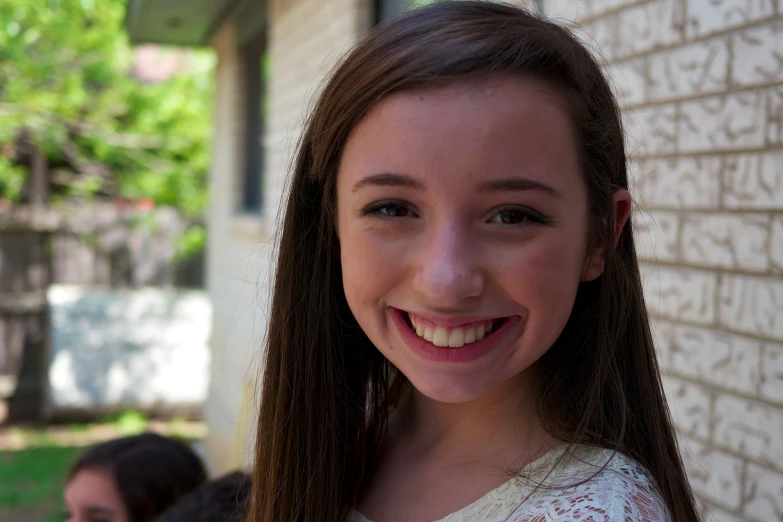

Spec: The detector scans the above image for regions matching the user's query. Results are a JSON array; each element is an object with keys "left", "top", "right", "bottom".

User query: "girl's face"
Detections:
[
  {"left": 65, "top": 468, "right": 129, "bottom": 522},
  {"left": 337, "top": 76, "right": 603, "bottom": 404}
]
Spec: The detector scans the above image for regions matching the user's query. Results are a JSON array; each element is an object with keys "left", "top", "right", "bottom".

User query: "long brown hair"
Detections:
[{"left": 249, "top": 3, "right": 698, "bottom": 521}]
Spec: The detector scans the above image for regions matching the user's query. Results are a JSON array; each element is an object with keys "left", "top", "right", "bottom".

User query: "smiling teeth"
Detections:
[{"left": 409, "top": 314, "right": 496, "bottom": 347}]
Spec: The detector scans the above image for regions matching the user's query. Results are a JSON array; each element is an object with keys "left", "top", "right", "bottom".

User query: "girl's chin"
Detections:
[{"left": 397, "top": 368, "right": 498, "bottom": 405}]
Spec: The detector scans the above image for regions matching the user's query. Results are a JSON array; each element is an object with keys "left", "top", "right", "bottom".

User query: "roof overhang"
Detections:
[{"left": 124, "top": 0, "right": 241, "bottom": 47}]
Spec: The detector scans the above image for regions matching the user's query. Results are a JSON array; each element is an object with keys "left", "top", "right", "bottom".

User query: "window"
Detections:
[{"left": 238, "top": 33, "right": 267, "bottom": 214}]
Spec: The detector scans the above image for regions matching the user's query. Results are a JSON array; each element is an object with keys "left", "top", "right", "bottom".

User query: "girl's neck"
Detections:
[{"left": 392, "top": 369, "right": 552, "bottom": 465}]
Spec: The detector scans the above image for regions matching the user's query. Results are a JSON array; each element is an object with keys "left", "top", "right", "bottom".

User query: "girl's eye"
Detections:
[
  {"left": 490, "top": 207, "right": 546, "bottom": 226},
  {"left": 362, "top": 201, "right": 416, "bottom": 218}
]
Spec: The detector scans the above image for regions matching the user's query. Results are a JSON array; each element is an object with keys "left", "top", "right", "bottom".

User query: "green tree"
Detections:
[{"left": 0, "top": 0, "right": 213, "bottom": 227}]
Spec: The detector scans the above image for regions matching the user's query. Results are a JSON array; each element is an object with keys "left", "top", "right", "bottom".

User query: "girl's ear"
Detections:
[{"left": 580, "top": 189, "right": 632, "bottom": 282}]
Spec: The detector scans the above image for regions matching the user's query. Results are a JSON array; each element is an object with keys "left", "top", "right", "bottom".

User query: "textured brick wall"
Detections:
[
  {"left": 202, "top": 0, "right": 370, "bottom": 474},
  {"left": 265, "top": 0, "right": 372, "bottom": 222},
  {"left": 545, "top": 1, "right": 783, "bottom": 520}
]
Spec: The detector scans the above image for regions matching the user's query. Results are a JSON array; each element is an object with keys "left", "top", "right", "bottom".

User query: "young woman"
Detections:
[
  {"left": 65, "top": 433, "right": 206, "bottom": 522},
  {"left": 249, "top": 2, "right": 699, "bottom": 521}
]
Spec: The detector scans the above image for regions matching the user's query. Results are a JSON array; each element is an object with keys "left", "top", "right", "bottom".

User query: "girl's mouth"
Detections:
[{"left": 401, "top": 311, "right": 508, "bottom": 348}]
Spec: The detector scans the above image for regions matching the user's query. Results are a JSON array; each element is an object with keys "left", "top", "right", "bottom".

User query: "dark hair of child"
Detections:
[
  {"left": 68, "top": 433, "right": 207, "bottom": 522},
  {"left": 156, "top": 471, "right": 252, "bottom": 522}
]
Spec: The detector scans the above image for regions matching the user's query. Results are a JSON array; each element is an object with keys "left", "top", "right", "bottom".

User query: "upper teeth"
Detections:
[{"left": 409, "top": 314, "right": 495, "bottom": 348}]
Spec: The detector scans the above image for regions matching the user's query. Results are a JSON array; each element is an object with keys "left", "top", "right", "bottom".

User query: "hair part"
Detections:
[{"left": 250, "top": 3, "right": 698, "bottom": 521}]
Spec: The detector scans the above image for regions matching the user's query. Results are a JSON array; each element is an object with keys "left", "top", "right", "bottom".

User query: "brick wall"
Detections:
[
  {"left": 202, "top": 0, "right": 371, "bottom": 474},
  {"left": 545, "top": 1, "right": 783, "bottom": 520},
  {"left": 265, "top": 0, "right": 372, "bottom": 223}
]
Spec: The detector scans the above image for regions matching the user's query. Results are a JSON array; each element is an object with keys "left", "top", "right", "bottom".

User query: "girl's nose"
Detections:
[{"left": 411, "top": 227, "right": 484, "bottom": 306}]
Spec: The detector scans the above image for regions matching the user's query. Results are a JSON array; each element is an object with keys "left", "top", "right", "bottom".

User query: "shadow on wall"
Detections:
[{"left": 48, "top": 286, "right": 211, "bottom": 418}]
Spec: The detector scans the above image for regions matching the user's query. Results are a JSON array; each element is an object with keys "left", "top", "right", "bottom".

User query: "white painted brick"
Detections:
[
  {"left": 670, "top": 324, "right": 761, "bottom": 395},
  {"left": 591, "top": 0, "right": 646, "bottom": 17},
  {"left": 679, "top": 437, "right": 744, "bottom": 512},
  {"left": 663, "top": 377, "right": 712, "bottom": 439},
  {"left": 703, "top": 505, "right": 745, "bottom": 522},
  {"left": 643, "top": 266, "right": 718, "bottom": 324},
  {"left": 732, "top": 20, "right": 783, "bottom": 87},
  {"left": 722, "top": 152, "right": 783, "bottom": 209},
  {"left": 635, "top": 156, "right": 721, "bottom": 209},
  {"left": 744, "top": 463, "right": 783, "bottom": 520},
  {"left": 719, "top": 275, "right": 783, "bottom": 341},
  {"left": 706, "top": 450, "right": 745, "bottom": 511},
  {"left": 679, "top": 91, "right": 767, "bottom": 152},
  {"left": 714, "top": 395, "right": 783, "bottom": 465},
  {"left": 571, "top": 15, "right": 617, "bottom": 61},
  {"left": 647, "top": 39, "right": 729, "bottom": 102},
  {"left": 678, "top": 436, "right": 715, "bottom": 498},
  {"left": 651, "top": 318, "right": 675, "bottom": 370},
  {"left": 633, "top": 209, "right": 680, "bottom": 262},
  {"left": 686, "top": 0, "right": 774, "bottom": 40},
  {"left": 626, "top": 158, "right": 644, "bottom": 192},
  {"left": 761, "top": 342, "right": 783, "bottom": 404},
  {"left": 679, "top": 436, "right": 713, "bottom": 500},
  {"left": 623, "top": 105, "right": 677, "bottom": 156},
  {"left": 605, "top": 59, "right": 647, "bottom": 106},
  {"left": 680, "top": 213, "right": 769, "bottom": 272},
  {"left": 616, "top": 0, "right": 683, "bottom": 58},
  {"left": 768, "top": 86, "right": 783, "bottom": 145},
  {"left": 771, "top": 216, "right": 783, "bottom": 273},
  {"left": 544, "top": 0, "right": 591, "bottom": 23}
]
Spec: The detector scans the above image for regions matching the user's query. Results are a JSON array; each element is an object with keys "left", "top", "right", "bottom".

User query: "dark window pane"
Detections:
[{"left": 239, "top": 34, "right": 266, "bottom": 214}]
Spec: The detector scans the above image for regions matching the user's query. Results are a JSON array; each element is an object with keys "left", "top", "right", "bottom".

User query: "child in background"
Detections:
[
  {"left": 157, "top": 471, "right": 251, "bottom": 522},
  {"left": 64, "top": 433, "right": 206, "bottom": 522}
]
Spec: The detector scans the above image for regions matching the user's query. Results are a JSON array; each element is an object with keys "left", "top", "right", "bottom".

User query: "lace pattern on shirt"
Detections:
[{"left": 350, "top": 448, "right": 671, "bottom": 522}]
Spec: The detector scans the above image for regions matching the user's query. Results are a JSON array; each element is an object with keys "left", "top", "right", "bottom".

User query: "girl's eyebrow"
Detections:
[
  {"left": 478, "top": 177, "right": 558, "bottom": 195},
  {"left": 86, "top": 506, "right": 115, "bottom": 516},
  {"left": 351, "top": 173, "right": 557, "bottom": 195},
  {"left": 352, "top": 173, "right": 425, "bottom": 192}
]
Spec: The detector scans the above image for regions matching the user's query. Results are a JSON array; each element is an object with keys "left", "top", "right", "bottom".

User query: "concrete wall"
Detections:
[
  {"left": 201, "top": 0, "right": 371, "bottom": 475},
  {"left": 545, "top": 1, "right": 783, "bottom": 520},
  {"left": 48, "top": 285, "right": 210, "bottom": 414}
]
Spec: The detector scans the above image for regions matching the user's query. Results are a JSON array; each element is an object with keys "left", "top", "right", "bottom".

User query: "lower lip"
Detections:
[{"left": 389, "top": 308, "right": 520, "bottom": 364}]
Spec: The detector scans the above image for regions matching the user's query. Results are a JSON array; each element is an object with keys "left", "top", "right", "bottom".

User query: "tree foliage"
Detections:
[{"left": 0, "top": 0, "right": 214, "bottom": 220}]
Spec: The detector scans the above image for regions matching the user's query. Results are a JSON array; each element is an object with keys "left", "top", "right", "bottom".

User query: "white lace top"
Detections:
[{"left": 348, "top": 445, "right": 670, "bottom": 522}]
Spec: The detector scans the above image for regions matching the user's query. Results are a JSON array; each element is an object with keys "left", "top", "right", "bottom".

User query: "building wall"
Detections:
[
  {"left": 545, "top": 1, "right": 783, "bottom": 520},
  {"left": 202, "top": 21, "right": 268, "bottom": 475},
  {"left": 202, "top": 0, "right": 371, "bottom": 475},
  {"left": 264, "top": 0, "right": 373, "bottom": 222}
]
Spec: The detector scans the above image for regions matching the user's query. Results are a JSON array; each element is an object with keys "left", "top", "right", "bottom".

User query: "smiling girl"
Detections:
[{"left": 248, "top": 2, "right": 699, "bottom": 521}]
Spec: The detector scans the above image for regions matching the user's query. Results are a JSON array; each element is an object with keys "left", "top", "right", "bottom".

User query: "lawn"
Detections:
[
  {"left": 0, "top": 413, "right": 206, "bottom": 522},
  {"left": 0, "top": 445, "right": 83, "bottom": 522}
]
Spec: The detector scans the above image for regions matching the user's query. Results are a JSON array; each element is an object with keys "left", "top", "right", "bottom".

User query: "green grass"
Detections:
[
  {"left": 0, "top": 412, "right": 204, "bottom": 521},
  {"left": 0, "top": 445, "right": 84, "bottom": 521}
]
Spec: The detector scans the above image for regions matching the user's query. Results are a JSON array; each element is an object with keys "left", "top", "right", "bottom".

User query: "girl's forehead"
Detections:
[
  {"left": 369, "top": 75, "right": 569, "bottom": 119},
  {"left": 339, "top": 76, "right": 581, "bottom": 192}
]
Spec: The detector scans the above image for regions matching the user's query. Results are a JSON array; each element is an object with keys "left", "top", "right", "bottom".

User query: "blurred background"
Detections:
[{"left": 0, "top": 0, "right": 780, "bottom": 521}]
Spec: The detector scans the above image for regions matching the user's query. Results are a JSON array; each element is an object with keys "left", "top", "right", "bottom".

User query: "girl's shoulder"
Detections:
[{"left": 508, "top": 447, "right": 671, "bottom": 522}]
